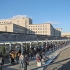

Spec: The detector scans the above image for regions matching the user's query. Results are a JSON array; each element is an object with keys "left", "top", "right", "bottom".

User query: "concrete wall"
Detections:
[{"left": 0, "top": 32, "right": 62, "bottom": 41}]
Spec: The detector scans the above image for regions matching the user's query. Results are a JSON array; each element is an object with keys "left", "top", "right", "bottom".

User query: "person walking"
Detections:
[
  {"left": 19, "top": 53, "right": 24, "bottom": 68},
  {"left": 10, "top": 51, "right": 15, "bottom": 64},
  {"left": 36, "top": 52, "right": 42, "bottom": 67},
  {"left": 0, "top": 55, "right": 2, "bottom": 70},
  {"left": 24, "top": 54, "right": 29, "bottom": 70}
]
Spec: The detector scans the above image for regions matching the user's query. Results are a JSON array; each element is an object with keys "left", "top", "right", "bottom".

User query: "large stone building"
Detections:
[
  {"left": 0, "top": 15, "right": 62, "bottom": 36},
  {"left": 28, "top": 23, "right": 61, "bottom": 36}
]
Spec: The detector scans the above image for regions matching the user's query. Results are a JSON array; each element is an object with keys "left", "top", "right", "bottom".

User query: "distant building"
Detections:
[
  {"left": 62, "top": 32, "right": 70, "bottom": 38},
  {"left": 0, "top": 15, "right": 62, "bottom": 36},
  {"left": 29, "top": 23, "right": 55, "bottom": 36}
]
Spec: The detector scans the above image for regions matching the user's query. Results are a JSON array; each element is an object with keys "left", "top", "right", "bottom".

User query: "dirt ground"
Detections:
[{"left": 46, "top": 46, "right": 70, "bottom": 70}]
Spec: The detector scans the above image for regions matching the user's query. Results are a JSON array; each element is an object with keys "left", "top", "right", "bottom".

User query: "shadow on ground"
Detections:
[
  {"left": 58, "top": 61, "right": 70, "bottom": 70},
  {"left": 2, "top": 67, "right": 18, "bottom": 70},
  {"left": 52, "top": 57, "right": 70, "bottom": 64},
  {"left": 46, "top": 58, "right": 70, "bottom": 70}
]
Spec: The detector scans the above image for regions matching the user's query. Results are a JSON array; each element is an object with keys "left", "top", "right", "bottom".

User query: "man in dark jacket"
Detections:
[{"left": 24, "top": 54, "right": 29, "bottom": 70}]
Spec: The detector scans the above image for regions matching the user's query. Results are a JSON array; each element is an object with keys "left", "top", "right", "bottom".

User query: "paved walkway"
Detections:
[
  {"left": 2, "top": 44, "right": 70, "bottom": 70},
  {"left": 46, "top": 44, "right": 70, "bottom": 70}
]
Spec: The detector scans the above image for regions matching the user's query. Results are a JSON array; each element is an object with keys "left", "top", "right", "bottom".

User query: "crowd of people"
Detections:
[{"left": 0, "top": 41, "right": 67, "bottom": 70}]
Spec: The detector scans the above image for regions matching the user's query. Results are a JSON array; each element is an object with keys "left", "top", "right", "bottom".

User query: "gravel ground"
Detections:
[{"left": 46, "top": 46, "right": 70, "bottom": 70}]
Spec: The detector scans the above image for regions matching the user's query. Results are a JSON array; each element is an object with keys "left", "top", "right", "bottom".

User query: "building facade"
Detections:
[
  {"left": 0, "top": 15, "right": 61, "bottom": 36},
  {"left": 62, "top": 32, "right": 70, "bottom": 38},
  {"left": 28, "top": 23, "right": 55, "bottom": 36},
  {"left": 0, "top": 23, "right": 25, "bottom": 33},
  {"left": 54, "top": 28, "right": 62, "bottom": 36}
]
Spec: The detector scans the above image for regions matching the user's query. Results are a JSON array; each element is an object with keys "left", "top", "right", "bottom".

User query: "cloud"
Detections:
[
  {"left": 11, "top": 15, "right": 27, "bottom": 19},
  {"left": 46, "top": 21, "right": 61, "bottom": 24}
]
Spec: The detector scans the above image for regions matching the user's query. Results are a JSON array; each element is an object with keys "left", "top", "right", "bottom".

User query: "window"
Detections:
[
  {"left": 36, "top": 31, "right": 37, "bottom": 33},
  {"left": 25, "top": 20, "right": 27, "bottom": 23},
  {"left": 31, "top": 28, "right": 32, "bottom": 30},
  {"left": 5, "top": 26, "right": 7, "bottom": 31},
  {"left": 10, "top": 21, "right": 12, "bottom": 23}
]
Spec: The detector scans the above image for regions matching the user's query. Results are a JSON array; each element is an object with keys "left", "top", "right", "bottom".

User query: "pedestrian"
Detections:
[
  {"left": 24, "top": 54, "right": 29, "bottom": 70},
  {"left": 0, "top": 57, "right": 2, "bottom": 70},
  {"left": 41, "top": 51, "right": 46, "bottom": 64},
  {"left": 10, "top": 51, "right": 15, "bottom": 64},
  {"left": 19, "top": 53, "right": 24, "bottom": 68},
  {"left": 0, "top": 52, "right": 4, "bottom": 65},
  {"left": 36, "top": 52, "right": 42, "bottom": 67}
]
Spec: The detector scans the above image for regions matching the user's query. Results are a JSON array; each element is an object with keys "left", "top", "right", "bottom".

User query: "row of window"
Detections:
[
  {"left": 0, "top": 22, "right": 12, "bottom": 23},
  {"left": 29, "top": 31, "right": 47, "bottom": 33},
  {"left": 36, "top": 31, "right": 47, "bottom": 33},
  {"left": 29, "top": 25, "right": 47, "bottom": 27},
  {"left": 0, "top": 21, "right": 20, "bottom": 24},
  {"left": 0, "top": 22, "right": 5, "bottom": 23},
  {"left": 30, "top": 28, "right": 47, "bottom": 30}
]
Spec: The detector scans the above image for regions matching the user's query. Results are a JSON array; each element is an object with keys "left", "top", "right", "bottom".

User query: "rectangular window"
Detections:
[
  {"left": 5, "top": 26, "right": 7, "bottom": 31},
  {"left": 36, "top": 31, "right": 37, "bottom": 33},
  {"left": 25, "top": 20, "right": 27, "bottom": 23}
]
